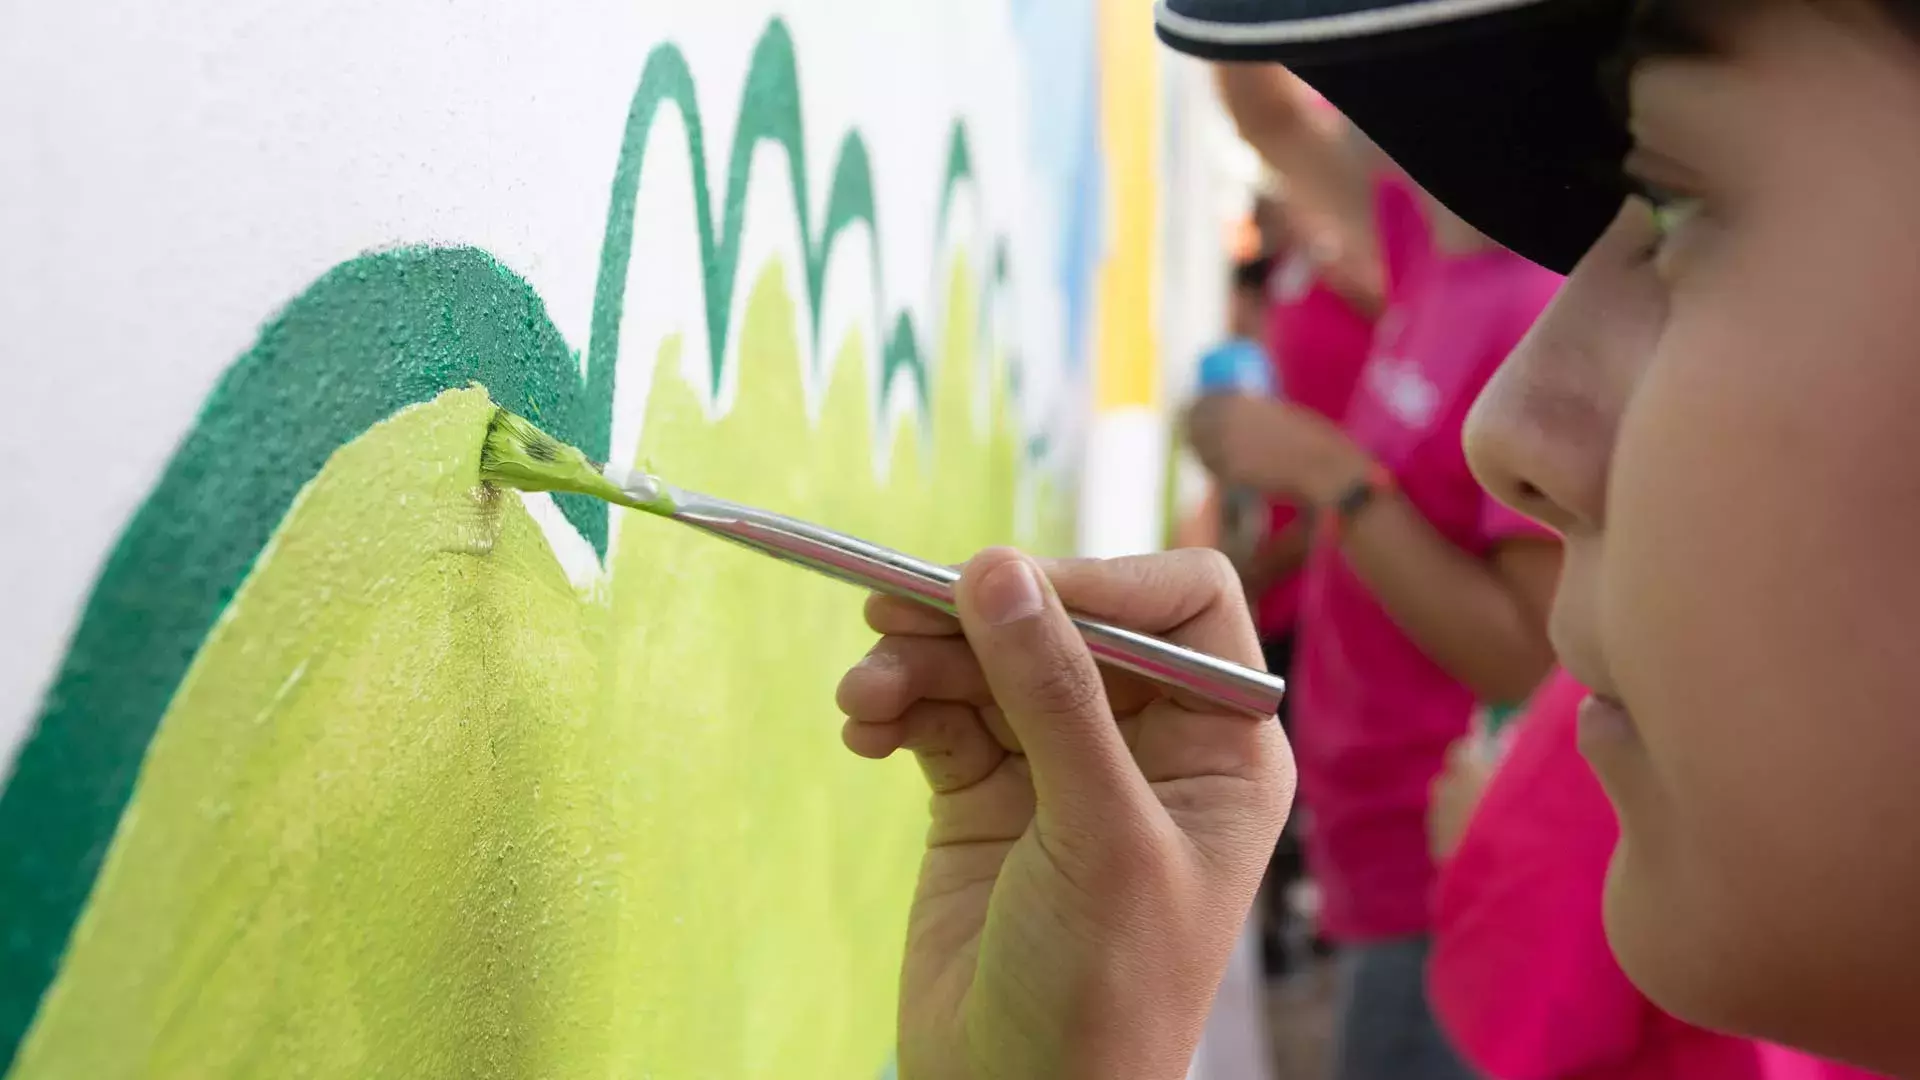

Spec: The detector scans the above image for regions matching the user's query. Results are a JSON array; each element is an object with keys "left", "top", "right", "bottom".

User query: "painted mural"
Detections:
[{"left": 0, "top": 4, "right": 1099, "bottom": 1076}]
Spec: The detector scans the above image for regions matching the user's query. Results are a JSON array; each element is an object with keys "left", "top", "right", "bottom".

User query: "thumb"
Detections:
[{"left": 954, "top": 548, "right": 1149, "bottom": 820}]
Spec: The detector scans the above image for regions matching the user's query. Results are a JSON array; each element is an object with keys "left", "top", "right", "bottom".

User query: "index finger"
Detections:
[
  {"left": 861, "top": 550, "right": 1269, "bottom": 719},
  {"left": 1038, "top": 549, "right": 1263, "bottom": 672},
  {"left": 1043, "top": 551, "right": 1287, "bottom": 807}
]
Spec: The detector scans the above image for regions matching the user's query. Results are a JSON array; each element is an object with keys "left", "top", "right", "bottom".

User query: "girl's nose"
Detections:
[{"left": 1463, "top": 316, "right": 1616, "bottom": 539}]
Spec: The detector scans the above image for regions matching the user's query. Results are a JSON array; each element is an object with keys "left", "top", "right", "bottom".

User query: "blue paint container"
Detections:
[
  {"left": 1195, "top": 337, "right": 1276, "bottom": 557},
  {"left": 1196, "top": 337, "right": 1276, "bottom": 398}
]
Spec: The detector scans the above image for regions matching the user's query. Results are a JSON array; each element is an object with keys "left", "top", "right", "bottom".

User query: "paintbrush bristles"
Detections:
[
  {"left": 478, "top": 409, "right": 566, "bottom": 478},
  {"left": 476, "top": 407, "right": 675, "bottom": 514}
]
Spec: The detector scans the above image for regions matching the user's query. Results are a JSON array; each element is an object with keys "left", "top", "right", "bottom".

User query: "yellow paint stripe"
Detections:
[{"left": 1093, "top": 0, "right": 1162, "bottom": 411}]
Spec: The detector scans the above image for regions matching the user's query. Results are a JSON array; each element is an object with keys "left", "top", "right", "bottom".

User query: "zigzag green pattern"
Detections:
[
  {"left": 580, "top": 18, "right": 1014, "bottom": 491},
  {"left": 0, "top": 16, "right": 1035, "bottom": 1071}
]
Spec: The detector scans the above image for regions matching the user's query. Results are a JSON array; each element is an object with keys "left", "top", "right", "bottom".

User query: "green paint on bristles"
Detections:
[{"left": 478, "top": 407, "right": 676, "bottom": 514}]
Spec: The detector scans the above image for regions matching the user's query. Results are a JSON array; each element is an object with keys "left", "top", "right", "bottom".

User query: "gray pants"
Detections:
[{"left": 1332, "top": 936, "right": 1476, "bottom": 1080}]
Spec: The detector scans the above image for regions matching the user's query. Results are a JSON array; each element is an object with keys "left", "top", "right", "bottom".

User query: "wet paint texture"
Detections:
[
  {"left": 9, "top": 253, "right": 1046, "bottom": 1077},
  {"left": 10, "top": 389, "right": 608, "bottom": 1076},
  {"left": 0, "top": 17, "right": 1062, "bottom": 1072},
  {"left": 588, "top": 260, "right": 1020, "bottom": 1073},
  {"left": 0, "top": 12, "right": 1081, "bottom": 1074},
  {"left": 0, "top": 249, "right": 594, "bottom": 1065},
  {"left": 477, "top": 409, "right": 672, "bottom": 514}
]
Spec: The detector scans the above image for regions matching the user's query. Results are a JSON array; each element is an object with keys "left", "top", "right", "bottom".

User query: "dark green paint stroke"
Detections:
[
  {"left": 0, "top": 248, "right": 591, "bottom": 1068},
  {"left": 0, "top": 15, "right": 1034, "bottom": 1070},
  {"left": 880, "top": 314, "right": 924, "bottom": 412},
  {"left": 937, "top": 123, "right": 974, "bottom": 237},
  {"left": 583, "top": 18, "right": 996, "bottom": 487}
]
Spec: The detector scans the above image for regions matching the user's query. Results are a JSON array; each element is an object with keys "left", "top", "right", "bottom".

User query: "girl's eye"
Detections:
[
  {"left": 1651, "top": 199, "right": 1699, "bottom": 240},
  {"left": 1627, "top": 179, "right": 1703, "bottom": 264}
]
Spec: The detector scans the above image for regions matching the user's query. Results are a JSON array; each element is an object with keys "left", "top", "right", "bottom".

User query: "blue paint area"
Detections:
[
  {"left": 1008, "top": 0, "right": 1104, "bottom": 373},
  {"left": 1060, "top": 84, "right": 1103, "bottom": 373},
  {"left": 876, "top": 1057, "right": 898, "bottom": 1080}
]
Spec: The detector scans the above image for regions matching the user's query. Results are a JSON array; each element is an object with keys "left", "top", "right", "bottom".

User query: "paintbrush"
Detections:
[{"left": 477, "top": 407, "right": 1285, "bottom": 719}]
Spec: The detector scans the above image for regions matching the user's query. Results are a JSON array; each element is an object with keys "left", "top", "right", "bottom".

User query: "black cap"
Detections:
[{"left": 1155, "top": 0, "right": 1637, "bottom": 274}]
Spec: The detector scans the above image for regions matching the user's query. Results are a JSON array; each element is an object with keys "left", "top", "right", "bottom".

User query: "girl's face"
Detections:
[{"left": 1465, "top": 2, "right": 1920, "bottom": 1071}]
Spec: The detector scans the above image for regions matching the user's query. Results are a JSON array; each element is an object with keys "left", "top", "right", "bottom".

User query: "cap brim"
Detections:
[{"left": 1156, "top": 0, "right": 1634, "bottom": 274}]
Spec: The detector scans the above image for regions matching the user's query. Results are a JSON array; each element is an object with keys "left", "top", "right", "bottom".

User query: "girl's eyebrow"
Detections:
[
  {"left": 1601, "top": 0, "right": 1732, "bottom": 129},
  {"left": 1621, "top": 0, "right": 1732, "bottom": 67}
]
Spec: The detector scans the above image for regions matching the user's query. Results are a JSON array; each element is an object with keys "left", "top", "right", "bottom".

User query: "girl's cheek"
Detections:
[{"left": 1603, "top": 251, "right": 1920, "bottom": 1023}]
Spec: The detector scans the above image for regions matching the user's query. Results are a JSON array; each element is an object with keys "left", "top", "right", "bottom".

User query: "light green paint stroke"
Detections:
[
  {"left": 11, "top": 256, "right": 1038, "bottom": 1078},
  {"left": 0, "top": 247, "right": 603, "bottom": 1069},
  {"left": 9, "top": 388, "right": 610, "bottom": 1077},
  {"left": 589, "top": 258, "right": 1020, "bottom": 1074}
]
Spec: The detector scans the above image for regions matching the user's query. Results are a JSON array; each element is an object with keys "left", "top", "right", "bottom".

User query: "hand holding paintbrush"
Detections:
[
  {"left": 838, "top": 546, "right": 1293, "bottom": 1079},
  {"left": 478, "top": 405, "right": 1296, "bottom": 1076},
  {"left": 477, "top": 407, "right": 1287, "bottom": 719}
]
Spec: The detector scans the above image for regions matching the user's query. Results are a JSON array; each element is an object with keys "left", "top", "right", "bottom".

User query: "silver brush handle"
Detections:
[{"left": 659, "top": 489, "right": 1285, "bottom": 720}]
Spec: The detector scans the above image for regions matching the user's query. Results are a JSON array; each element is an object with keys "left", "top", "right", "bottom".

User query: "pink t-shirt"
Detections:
[
  {"left": 1430, "top": 671, "right": 1886, "bottom": 1080},
  {"left": 1760, "top": 1047, "right": 1885, "bottom": 1080},
  {"left": 1254, "top": 251, "right": 1375, "bottom": 638},
  {"left": 1289, "top": 174, "right": 1561, "bottom": 943}
]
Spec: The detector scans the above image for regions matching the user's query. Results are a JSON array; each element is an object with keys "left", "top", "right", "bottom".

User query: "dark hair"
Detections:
[
  {"left": 1232, "top": 257, "right": 1274, "bottom": 293},
  {"left": 1870, "top": 0, "right": 1920, "bottom": 39}
]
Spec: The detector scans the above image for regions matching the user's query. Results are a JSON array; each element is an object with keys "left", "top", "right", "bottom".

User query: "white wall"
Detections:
[
  {"left": 1159, "top": 54, "right": 1266, "bottom": 536},
  {"left": 0, "top": 0, "right": 1090, "bottom": 772}
]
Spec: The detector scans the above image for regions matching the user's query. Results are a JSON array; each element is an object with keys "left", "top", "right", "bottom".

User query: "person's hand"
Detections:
[
  {"left": 1429, "top": 734, "right": 1497, "bottom": 862},
  {"left": 1185, "top": 395, "right": 1371, "bottom": 503},
  {"left": 837, "top": 548, "right": 1294, "bottom": 1080},
  {"left": 1231, "top": 547, "right": 1279, "bottom": 601}
]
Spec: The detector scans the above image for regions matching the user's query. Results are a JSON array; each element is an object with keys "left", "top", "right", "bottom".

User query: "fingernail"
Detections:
[{"left": 976, "top": 558, "right": 1045, "bottom": 626}]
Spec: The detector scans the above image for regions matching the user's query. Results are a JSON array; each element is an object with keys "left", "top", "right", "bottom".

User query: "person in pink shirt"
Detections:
[
  {"left": 1429, "top": 669, "right": 1885, "bottom": 1080},
  {"left": 1215, "top": 193, "right": 1379, "bottom": 979},
  {"left": 1192, "top": 66, "right": 1563, "bottom": 1080},
  {"left": 1206, "top": 87, "right": 1383, "bottom": 677},
  {"left": 1244, "top": 203, "right": 1378, "bottom": 647},
  {"left": 1205, "top": 192, "right": 1377, "bottom": 653}
]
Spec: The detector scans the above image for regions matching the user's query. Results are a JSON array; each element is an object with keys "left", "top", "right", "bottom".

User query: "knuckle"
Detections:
[
  {"left": 899, "top": 701, "right": 964, "bottom": 755},
  {"left": 840, "top": 641, "right": 919, "bottom": 719},
  {"left": 860, "top": 591, "right": 892, "bottom": 630},
  {"left": 915, "top": 636, "right": 985, "bottom": 701},
  {"left": 1044, "top": 555, "right": 1096, "bottom": 577},
  {"left": 1188, "top": 547, "right": 1239, "bottom": 593},
  {"left": 1163, "top": 548, "right": 1240, "bottom": 611},
  {"left": 1032, "top": 555, "right": 1094, "bottom": 591}
]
